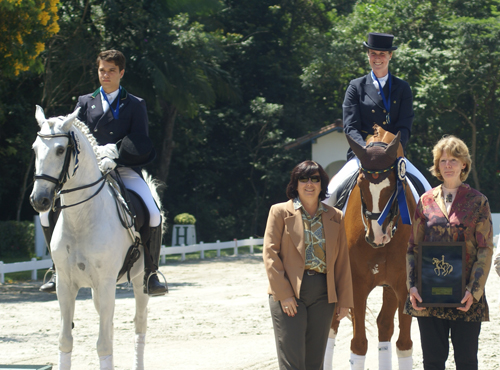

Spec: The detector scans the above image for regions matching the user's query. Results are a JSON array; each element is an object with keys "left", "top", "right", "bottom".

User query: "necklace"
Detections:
[{"left": 445, "top": 193, "right": 453, "bottom": 203}]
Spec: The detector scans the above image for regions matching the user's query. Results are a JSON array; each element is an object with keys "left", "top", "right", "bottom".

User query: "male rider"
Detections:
[{"left": 40, "top": 50, "right": 167, "bottom": 296}]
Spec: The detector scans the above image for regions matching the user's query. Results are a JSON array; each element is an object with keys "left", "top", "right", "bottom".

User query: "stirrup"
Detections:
[
  {"left": 40, "top": 268, "right": 57, "bottom": 293},
  {"left": 42, "top": 267, "right": 55, "bottom": 285},
  {"left": 145, "top": 270, "right": 168, "bottom": 296}
]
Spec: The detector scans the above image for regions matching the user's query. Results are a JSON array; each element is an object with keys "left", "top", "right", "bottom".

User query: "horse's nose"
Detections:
[
  {"left": 40, "top": 197, "right": 51, "bottom": 208},
  {"left": 367, "top": 233, "right": 390, "bottom": 248},
  {"left": 30, "top": 192, "right": 52, "bottom": 212}
]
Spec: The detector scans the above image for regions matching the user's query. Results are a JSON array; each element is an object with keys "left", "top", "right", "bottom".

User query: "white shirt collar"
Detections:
[
  {"left": 371, "top": 72, "right": 389, "bottom": 91},
  {"left": 100, "top": 87, "right": 120, "bottom": 113}
]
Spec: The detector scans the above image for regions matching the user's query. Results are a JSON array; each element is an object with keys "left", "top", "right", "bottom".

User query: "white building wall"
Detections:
[{"left": 312, "top": 130, "right": 349, "bottom": 179}]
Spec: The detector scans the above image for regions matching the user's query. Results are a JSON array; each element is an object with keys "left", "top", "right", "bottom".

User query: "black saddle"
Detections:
[
  {"left": 126, "top": 189, "right": 150, "bottom": 243},
  {"left": 106, "top": 172, "right": 152, "bottom": 282},
  {"left": 333, "top": 170, "right": 359, "bottom": 210},
  {"left": 406, "top": 171, "right": 427, "bottom": 197}
]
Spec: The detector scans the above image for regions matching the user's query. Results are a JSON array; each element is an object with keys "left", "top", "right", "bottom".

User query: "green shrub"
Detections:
[
  {"left": 0, "top": 221, "right": 36, "bottom": 259},
  {"left": 173, "top": 213, "right": 196, "bottom": 225}
]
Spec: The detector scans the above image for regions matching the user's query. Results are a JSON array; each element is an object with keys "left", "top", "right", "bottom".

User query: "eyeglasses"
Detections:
[{"left": 298, "top": 176, "right": 321, "bottom": 183}]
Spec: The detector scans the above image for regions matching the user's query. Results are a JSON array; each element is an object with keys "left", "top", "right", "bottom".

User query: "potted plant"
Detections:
[{"left": 171, "top": 213, "right": 197, "bottom": 246}]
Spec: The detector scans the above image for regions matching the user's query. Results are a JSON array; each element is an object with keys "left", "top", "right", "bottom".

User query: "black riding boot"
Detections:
[
  {"left": 333, "top": 170, "right": 359, "bottom": 210},
  {"left": 39, "top": 226, "right": 57, "bottom": 293},
  {"left": 143, "top": 225, "right": 168, "bottom": 296}
]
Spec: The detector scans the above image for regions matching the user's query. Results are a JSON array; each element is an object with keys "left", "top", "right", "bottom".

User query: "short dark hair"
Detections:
[
  {"left": 286, "top": 160, "right": 329, "bottom": 201},
  {"left": 96, "top": 50, "right": 126, "bottom": 71}
]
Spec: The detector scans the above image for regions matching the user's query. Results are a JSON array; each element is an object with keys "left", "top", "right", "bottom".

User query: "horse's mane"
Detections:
[
  {"left": 71, "top": 117, "right": 99, "bottom": 158},
  {"left": 44, "top": 112, "right": 99, "bottom": 159},
  {"left": 369, "top": 124, "right": 404, "bottom": 158}
]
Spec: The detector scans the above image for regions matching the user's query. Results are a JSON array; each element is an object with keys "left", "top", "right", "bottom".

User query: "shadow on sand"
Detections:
[{"left": 0, "top": 253, "right": 263, "bottom": 303}]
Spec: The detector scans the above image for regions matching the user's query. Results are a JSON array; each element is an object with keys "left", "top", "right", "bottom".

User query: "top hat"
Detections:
[
  {"left": 115, "top": 133, "right": 156, "bottom": 167},
  {"left": 363, "top": 32, "right": 398, "bottom": 51}
]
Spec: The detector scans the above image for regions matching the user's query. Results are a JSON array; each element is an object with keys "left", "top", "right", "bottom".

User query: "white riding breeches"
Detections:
[
  {"left": 39, "top": 167, "right": 161, "bottom": 228},
  {"left": 40, "top": 210, "right": 50, "bottom": 227},
  {"left": 116, "top": 167, "right": 161, "bottom": 227},
  {"left": 324, "top": 157, "right": 431, "bottom": 210}
]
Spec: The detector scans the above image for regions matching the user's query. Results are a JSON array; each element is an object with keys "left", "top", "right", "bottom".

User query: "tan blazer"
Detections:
[{"left": 263, "top": 200, "right": 354, "bottom": 307}]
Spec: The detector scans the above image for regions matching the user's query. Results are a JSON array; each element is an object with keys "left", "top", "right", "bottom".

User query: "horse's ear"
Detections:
[
  {"left": 385, "top": 131, "right": 401, "bottom": 158},
  {"left": 346, "top": 134, "right": 366, "bottom": 161},
  {"left": 35, "top": 105, "right": 46, "bottom": 128},
  {"left": 61, "top": 107, "right": 81, "bottom": 131}
]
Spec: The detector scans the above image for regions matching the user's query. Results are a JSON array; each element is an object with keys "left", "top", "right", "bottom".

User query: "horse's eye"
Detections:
[{"left": 56, "top": 147, "right": 65, "bottom": 155}]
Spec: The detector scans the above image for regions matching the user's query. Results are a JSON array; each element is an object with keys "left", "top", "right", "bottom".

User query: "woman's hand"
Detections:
[
  {"left": 409, "top": 287, "right": 425, "bottom": 311},
  {"left": 457, "top": 290, "right": 473, "bottom": 312},
  {"left": 336, "top": 307, "right": 349, "bottom": 321},
  {"left": 280, "top": 297, "right": 298, "bottom": 317}
]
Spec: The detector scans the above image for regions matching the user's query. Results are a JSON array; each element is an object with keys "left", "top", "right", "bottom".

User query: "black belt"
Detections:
[{"left": 305, "top": 269, "right": 324, "bottom": 276}]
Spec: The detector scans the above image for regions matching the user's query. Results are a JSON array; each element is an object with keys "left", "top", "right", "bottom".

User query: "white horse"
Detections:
[{"left": 30, "top": 106, "right": 160, "bottom": 370}]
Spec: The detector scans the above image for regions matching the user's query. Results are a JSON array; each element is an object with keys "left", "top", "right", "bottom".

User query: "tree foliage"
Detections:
[
  {"left": 0, "top": 0, "right": 60, "bottom": 77},
  {"left": 302, "top": 0, "right": 500, "bottom": 209},
  {"left": 1, "top": 0, "right": 499, "bottom": 248}
]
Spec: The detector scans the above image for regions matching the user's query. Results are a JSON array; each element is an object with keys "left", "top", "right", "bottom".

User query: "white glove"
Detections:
[
  {"left": 99, "top": 157, "right": 117, "bottom": 172},
  {"left": 96, "top": 143, "right": 119, "bottom": 160}
]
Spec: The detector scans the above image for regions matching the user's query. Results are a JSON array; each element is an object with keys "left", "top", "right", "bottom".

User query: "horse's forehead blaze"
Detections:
[{"left": 367, "top": 178, "right": 391, "bottom": 212}]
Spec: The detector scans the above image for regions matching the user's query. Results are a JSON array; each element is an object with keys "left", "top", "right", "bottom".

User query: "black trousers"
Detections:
[
  {"left": 417, "top": 316, "right": 481, "bottom": 370},
  {"left": 269, "top": 272, "right": 336, "bottom": 370}
]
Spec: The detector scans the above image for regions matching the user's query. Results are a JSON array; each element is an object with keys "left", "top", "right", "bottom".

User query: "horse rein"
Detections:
[{"left": 34, "top": 131, "right": 107, "bottom": 212}]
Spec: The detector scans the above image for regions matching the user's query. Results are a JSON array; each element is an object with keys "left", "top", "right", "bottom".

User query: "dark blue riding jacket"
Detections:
[{"left": 342, "top": 73, "right": 413, "bottom": 160}]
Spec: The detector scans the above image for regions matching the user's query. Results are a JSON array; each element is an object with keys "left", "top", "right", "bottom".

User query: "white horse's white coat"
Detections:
[{"left": 30, "top": 106, "right": 155, "bottom": 370}]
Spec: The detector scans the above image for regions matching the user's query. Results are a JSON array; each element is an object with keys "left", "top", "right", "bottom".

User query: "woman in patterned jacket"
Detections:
[{"left": 405, "top": 135, "right": 493, "bottom": 370}]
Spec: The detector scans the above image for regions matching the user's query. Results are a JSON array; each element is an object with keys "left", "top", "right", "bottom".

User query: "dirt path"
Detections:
[{"left": 1, "top": 253, "right": 499, "bottom": 369}]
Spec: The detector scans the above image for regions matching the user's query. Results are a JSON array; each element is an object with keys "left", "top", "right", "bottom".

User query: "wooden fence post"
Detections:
[{"left": 31, "top": 257, "right": 37, "bottom": 281}]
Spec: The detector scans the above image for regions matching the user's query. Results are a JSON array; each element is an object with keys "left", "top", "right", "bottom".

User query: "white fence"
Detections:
[{"left": 0, "top": 237, "right": 263, "bottom": 284}]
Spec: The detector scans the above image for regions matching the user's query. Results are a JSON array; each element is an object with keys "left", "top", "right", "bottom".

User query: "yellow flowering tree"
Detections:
[{"left": 0, "top": 0, "right": 59, "bottom": 77}]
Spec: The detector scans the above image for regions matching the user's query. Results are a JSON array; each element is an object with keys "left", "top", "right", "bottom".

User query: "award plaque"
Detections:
[{"left": 417, "top": 242, "right": 466, "bottom": 307}]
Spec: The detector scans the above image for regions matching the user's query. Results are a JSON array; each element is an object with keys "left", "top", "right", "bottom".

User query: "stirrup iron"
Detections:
[{"left": 145, "top": 270, "right": 168, "bottom": 296}]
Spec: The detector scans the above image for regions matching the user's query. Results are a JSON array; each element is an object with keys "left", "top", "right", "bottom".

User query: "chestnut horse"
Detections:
[{"left": 325, "top": 126, "right": 415, "bottom": 370}]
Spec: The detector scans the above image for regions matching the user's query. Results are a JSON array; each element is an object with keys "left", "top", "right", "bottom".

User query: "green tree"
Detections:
[
  {"left": 98, "top": 0, "right": 238, "bottom": 190},
  {"left": 0, "top": 0, "right": 60, "bottom": 77},
  {"left": 302, "top": 0, "right": 500, "bottom": 211}
]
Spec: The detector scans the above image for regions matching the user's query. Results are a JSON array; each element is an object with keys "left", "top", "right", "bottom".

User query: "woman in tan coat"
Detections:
[{"left": 263, "top": 160, "right": 354, "bottom": 370}]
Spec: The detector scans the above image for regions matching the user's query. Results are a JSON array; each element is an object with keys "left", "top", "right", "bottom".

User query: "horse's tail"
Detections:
[{"left": 142, "top": 170, "right": 167, "bottom": 235}]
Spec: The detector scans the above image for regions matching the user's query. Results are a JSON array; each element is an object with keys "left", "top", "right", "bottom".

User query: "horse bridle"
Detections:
[
  {"left": 358, "top": 160, "right": 403, "bottom": 237},
  {"left": 34, "top": 132, "right": 74, "bottom": 193},
  {"left": 34, "top": 131, "right": 107, "bottom": 211}
]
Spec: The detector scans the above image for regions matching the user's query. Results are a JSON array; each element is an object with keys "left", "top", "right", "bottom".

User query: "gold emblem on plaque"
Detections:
[{"left": 432, "top": 255, "right": 453, "bottom": 276}]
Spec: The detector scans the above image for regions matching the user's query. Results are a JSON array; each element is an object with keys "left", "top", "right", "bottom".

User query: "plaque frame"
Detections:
[{"left": 417, "top": 241, "right": 466, "bottom": 308}]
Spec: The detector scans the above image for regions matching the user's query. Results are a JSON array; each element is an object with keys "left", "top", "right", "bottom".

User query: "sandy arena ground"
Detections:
[{"left": 1, "top": 253, "right": 500, "bottom": 370}]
